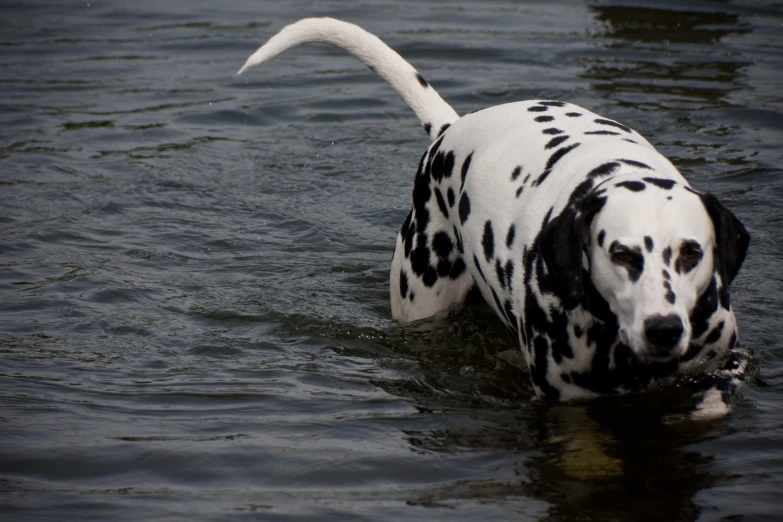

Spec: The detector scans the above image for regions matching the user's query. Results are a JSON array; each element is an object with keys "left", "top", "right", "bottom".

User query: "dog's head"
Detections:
[{"left": 540, "top": 174, "right": 749, "bottom": 361}]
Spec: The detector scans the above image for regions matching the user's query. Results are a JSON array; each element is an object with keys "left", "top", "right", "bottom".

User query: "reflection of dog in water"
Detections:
[
  {"left": 238, "top": 18, "right": 751, "bottom": 416},
  {"left": 401, "top": 393, "right": 724, "bottom": 517}
]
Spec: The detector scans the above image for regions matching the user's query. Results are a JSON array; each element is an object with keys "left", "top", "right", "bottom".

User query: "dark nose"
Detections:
[{"left": 644, "top": 314, "right": 684, "bottom": 348}]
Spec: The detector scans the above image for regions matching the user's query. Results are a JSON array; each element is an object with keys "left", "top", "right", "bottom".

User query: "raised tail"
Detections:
[{"left": 237, "top": 18, "right": 459, "bottom": 141}]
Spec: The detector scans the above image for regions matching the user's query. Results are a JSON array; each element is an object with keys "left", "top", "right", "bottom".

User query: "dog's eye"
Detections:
[
  {"left": 680, "top": 246, "right": 702, "bottom": 265},
  {"left": 611, "top": 250, "right": 639, "bottom": 265}
]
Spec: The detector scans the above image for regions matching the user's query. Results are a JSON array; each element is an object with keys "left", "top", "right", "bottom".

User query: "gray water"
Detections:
[{"left": 2, "top": 1, "right": 782, "bottom": 520}]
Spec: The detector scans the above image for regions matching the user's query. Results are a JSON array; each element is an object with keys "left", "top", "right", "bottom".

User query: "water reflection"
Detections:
[
  {"left": 524, "top": 398, "right": 728, "bottom": 521},
  {"left": 398, "top": 379, "right": 729, "bottom": 520},
  {"left": 376, "top": 267, "right": 731, "bottom": 518},
  {"left": 584, "top": 3, "right": 752, "bottom": 108}
]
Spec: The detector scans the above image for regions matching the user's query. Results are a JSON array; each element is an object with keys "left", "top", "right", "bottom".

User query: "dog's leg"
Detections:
[
  {"left": 390, "top": 212, "right": 475, "bottom": 322},
  {"left": 690, "top": 347, "right": 753, "bottom": 419},
  {"left": 390, "top": 143, "right": 475, "bottom": 322}
]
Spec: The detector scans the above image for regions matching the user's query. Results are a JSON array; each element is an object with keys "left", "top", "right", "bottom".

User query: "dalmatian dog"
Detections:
[{"left": 238, "top": 18, "right": 751, "bottom": 417}]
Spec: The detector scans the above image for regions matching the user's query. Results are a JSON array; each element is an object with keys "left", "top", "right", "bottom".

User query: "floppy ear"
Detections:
[
  {"left": 539, "top": 207, "right": 583, "bottom": 310},
  {"left": 699, "top": 192, "right": 750, "bottom": 286},
  {"left": 539, "top": 194, "right": 606, "bottom": 310}
]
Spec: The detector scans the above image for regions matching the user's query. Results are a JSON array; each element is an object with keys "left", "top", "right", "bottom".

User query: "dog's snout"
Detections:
[{"left": 644, "top": 314, "right": 684, "bottom": 348}]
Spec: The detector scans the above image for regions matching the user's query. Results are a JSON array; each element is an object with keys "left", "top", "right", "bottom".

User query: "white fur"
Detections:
[{"left": 238, "top": 18, "right": 458, "bottom": 138}]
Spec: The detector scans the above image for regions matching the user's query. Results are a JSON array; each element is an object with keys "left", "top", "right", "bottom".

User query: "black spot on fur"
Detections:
[
  {"left": 429, "top": 151, "right": 444, "bottom": 181},
  {"left": 540, "top": 101, "right": 566, "bottom": 107},
  {"left": 443, "top": 151, "right": 455, "bottom": 178},
  {"left": 412, "top": 176, "right": 431, "bottom": 214},
  {"left": 494, "top": 259, "right": 515, "bottom": 291},
  {"left": 414, "top": 208, "right": 429, "bottom": 237},
  {"left": 449, "top": 257, "right": 466, "bottom": 279},
  {"left": 597, "top": 230, "right": 606, "bottom": 247},
  {"left": 516, "top": 185, "right": 524, "bottom": 198},
  {"left": 662, "top": 269, "right": 670, "bottom": 280},
  {"left": 543, "top": 127, "right": 563, "bottom": 135},
  {"left": 595, "top": 118, "right": 632, "bottom": 133},
  {"left": 404, "top": 219, "right": 415, "bottom": 258},
  {"left": 705, "top": 321, "right": 725, "bottom": 345},
  {"left": 410, "top": 245, "right": 430, "bottom": 277},
  {"left": 545, "top": 135, "right": 570, "bottom": 150},
  {"left": 533, "top": 143, "right": 581, "bottom": 186},
  {"left": 431, "top": 150, "right": 455, "bottom": 182},
  {"left": 434, "top": 188, "right": 449, "bottom": 218},
  {"left": 506, "top": 224, "right": 516, "bottom": 248},
  {"left": 400, "top": 210, "right": 412, "bottom": 240},
  {"left": 511, "top": 166, "right": 523, "bottom": 181},
  {"left": 432, "top": 231, "right": 453, "bottom": 259},
  {"left": 409, "top": 292, "right": 415, "bottom": 302},
  {"left": 473, "top": 254, "right": 486, "bottom": 282},
  {"left": 644, "top": 236, "right": 653, "bottom": 252},
  {"left": 620, "top": 159, "right": 652, "bottom": 170},
  {"left": 664, "top": 281, "right": 675, "bottom": 304},
  {"left": 625, "top": 139, "right": 638, "bottom": 144},
  {"left": 423, "top": 122, "right": 432, "bottom": 135},
  {"left": 588, "top": 162, "right": 621, "bottom": 179},
  {"left": 546, "top": 143, "right": 580, "bottom": 171},
  {"left": 566, "top": 112, "right": 582, "bottom": 117},
  {"left": 422, "top": 266, "right": 438, "bottom": 287},
  {"left": 446, "top": 187, "right": 455, "bottom": 207},
  {"left": 528, "top": 105, "right": 548, "bottom": 112},
  {"left": 504, "top": 260, "right": 514, "bottom": 290},
  {"left": 585, "top": 130, "right": 620, "bottom": 136},
  {"left": 437, "top": 258, "right": 452, "bottom": 277},
  {"left": 399, "top": 270, "right": 408, "bottom": 298},
  {"left": 460, "top": 152, "right": 473, "bottom": 192},
  {"left": 616, "top": 180, "right": 646, "bottom": 192},
  {"left": 729, "top": 331, "right": 737, "bottom": 348},
  {"left": 416, "top": 73, "right": 429, "bottom": 88},
  {"left": 426, "top": 134, "right": 445, "bottom": 173},
  {"left": 458, "top": 192, "right": 471, "bottom": 224},
  {"left": 567, "top": 179, "right": 595, "bottom": 206},
  {"left": 643, "top": 177, "right": 676, "bottom": 190},
  {"left": 490, "top": 288, "right": 506, "bottom": 323},
  {"left": 482, "top": 220, "right": 495, "bottom": 261},
  {"left": 662, "top": 247, "right": 672, "bottom": 266},
  {"left": 719, "top": 282, "right": 730, "bottom": 311},
  {"left": 690, "top": 276, "right": 719, "bottom": 339},
  {"left": 453, "top": 226, "right": 463, "bottom": 254},
  {"left": 496, "top": 259, "right": 506, "bottom": 290},
  {"left": 626, "top": 255, "right": 645, "bottom": 282},
  {"left": 438, "top": 123, "right": 451, "bottom": 137},
  {"left": 535, "top": 115, "right": 554, "bottom": 122}
]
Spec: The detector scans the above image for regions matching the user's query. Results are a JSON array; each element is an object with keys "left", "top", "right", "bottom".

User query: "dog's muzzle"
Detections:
[{"left": 643, "top": 314, "right": 684, "bottom": 355}]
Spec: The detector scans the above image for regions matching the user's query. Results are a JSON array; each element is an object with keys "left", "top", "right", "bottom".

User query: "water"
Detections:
[{"left": 1, "top": 0, "right": 782, "bottom": 520}]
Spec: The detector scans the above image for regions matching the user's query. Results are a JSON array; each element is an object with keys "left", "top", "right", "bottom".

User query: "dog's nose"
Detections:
[{"left": 644, "top": 314, "right": 684, "bottom": 348}]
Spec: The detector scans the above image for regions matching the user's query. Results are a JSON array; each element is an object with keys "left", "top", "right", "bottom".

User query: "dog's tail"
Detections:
[{"left": 237, "top": 18, "right": 459, "bottom": 141}]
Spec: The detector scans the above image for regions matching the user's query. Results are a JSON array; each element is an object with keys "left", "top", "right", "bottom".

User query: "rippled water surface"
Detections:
[{"left": 2, "top": 1, "right": 782, "bottom": 520}]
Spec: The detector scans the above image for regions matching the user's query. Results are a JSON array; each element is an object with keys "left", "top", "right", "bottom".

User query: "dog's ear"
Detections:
[
  {"left": 700, "top": 192, "right": 750, "bottom": 286},
  {"left": 539, "top": 195, "right": 605, "bottom": 310},
  {"left": 539, "top": 206, "right": 583, "bottom": 309}
]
